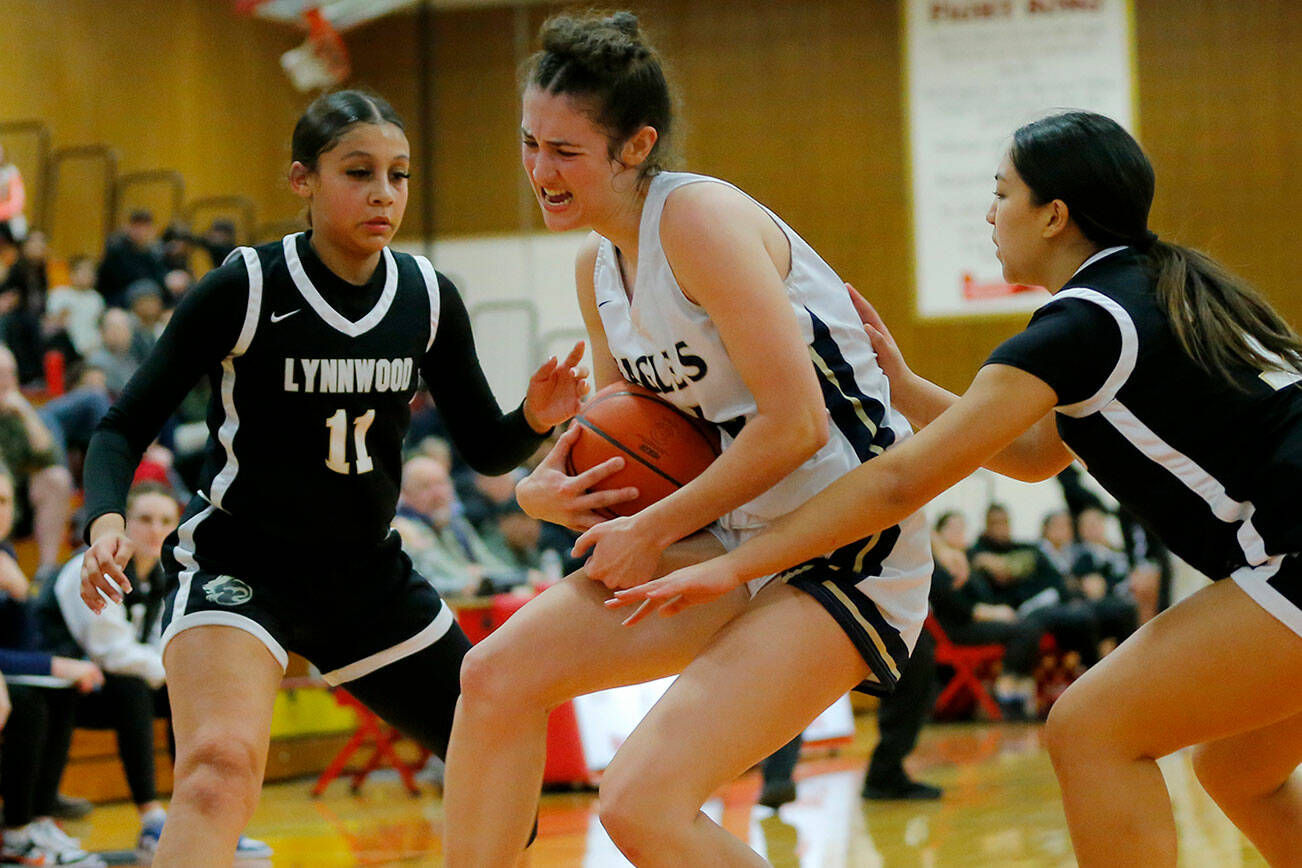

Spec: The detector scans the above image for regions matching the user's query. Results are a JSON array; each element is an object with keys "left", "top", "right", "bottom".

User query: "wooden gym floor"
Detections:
[{"left": 72, "top": 715, "right": 1267, "bottom": 867}]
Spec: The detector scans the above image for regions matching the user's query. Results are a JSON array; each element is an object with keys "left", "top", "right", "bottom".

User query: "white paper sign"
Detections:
[{"left": 906, "top": 0, "right": 1135, "bottom": 317}]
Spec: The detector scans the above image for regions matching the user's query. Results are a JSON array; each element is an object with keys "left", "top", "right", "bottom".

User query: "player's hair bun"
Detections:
[{"left": 540, "top": 12, "right": 647, "bottom": 74}]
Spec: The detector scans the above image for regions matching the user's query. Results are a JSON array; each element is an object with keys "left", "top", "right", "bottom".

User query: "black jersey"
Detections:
[
  {"left": 85, "top": 233, "right": 546, "bottom": 553},
  {"left": 986, "top": 247, "right": 1302, "bottom": 580}
]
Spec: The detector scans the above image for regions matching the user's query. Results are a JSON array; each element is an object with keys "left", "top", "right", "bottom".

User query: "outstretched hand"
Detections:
[
  {"left": 603, "top": 557, "right": 743, "bottom": 625},
  {"left": 845, "top": 283, "right": 911, "bottom": 385},
  {"left": 523, "top": 341, "right": 589, "bottom": 433},
  {"left": 515, "top": 424, "right": 639, "bottom": 530}
]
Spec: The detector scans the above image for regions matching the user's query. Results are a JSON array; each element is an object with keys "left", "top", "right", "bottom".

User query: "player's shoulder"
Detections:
[{"left": 660, "top": 178, "right": 767, "bottom": 243}]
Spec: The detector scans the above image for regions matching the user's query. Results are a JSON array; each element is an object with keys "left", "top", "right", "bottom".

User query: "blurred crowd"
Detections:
[{"left": 0, "top": 195, "right": 573, "bottom": 864}]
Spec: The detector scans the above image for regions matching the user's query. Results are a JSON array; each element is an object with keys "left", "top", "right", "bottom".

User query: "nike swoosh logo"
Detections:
[
  {"left": 597, "top": 300, "right": 612, "bottom": 308},
  {"left": 270, "top": 310, "right": 301, "bottom": 323}
]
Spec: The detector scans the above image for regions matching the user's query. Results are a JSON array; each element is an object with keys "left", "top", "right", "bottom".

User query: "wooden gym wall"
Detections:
[
  {"left": 1, "top": 0, "right": 1297, "bottom": 393},
  {"left": 352, "top": 0, "right": 1301, "bottom": 392}
]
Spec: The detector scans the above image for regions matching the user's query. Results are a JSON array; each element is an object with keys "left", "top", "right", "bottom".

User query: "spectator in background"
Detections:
[
  {"left": 0, "top": 231, "right": 51, "bottom": 385},
  {"left": 36, "top": 482, "right": 186, "bottom": 861},
  {"left": 1038, "top": 509, "right": 1076, "bottom": 578},
  {"left": 929, "top": 510, "right": 1048, "bottom": 720},
  {"left": 45, "top": 255, "right": 105, "bottom": 363},
  {"left": 197, "top": 219, "right": 237, "bottom": 270},
  {"left": 1069, "top": 506, "right": 1142, "bottom": 654},
  {"left": 0, "top": 144, "right": 28, "bottom": 253},
  {"left": 0, "top": 345, "right": 73, "bottom": 581},
  {"left": 159, "top": 222, "right": 194, "bottom": 274},
  {"left": 392, "top": 455, "right": 534, "bottom": 597},
  {"left": 0, "top": 460, "right": 105, "bottom": 868},
  {"left": 162, "top": 268, "right": 192, "bottom": 310},
  {"left": 125, "top": 279, "right": 165, "bottom": 362},
  {"left": 38, "top": 364, "right": 112, "bottom": 468},
  {"left": 87, "top": 308, "right": 140, "bottom": 395},
  {"left": 96, "top": 211, "right": 165, "bottom": 310}
]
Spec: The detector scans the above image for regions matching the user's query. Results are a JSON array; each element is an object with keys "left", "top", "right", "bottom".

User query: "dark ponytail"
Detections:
[
  {"left": 1012, "top": 111, "right": 1302, "bottom": 387},
  {"left": 525, "top": 11, "right": 673, "bottom": 185}
]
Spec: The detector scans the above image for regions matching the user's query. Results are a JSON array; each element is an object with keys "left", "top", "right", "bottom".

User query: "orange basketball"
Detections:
[{"left": 565, "top": 382, "right": 721, "bottom": 517}]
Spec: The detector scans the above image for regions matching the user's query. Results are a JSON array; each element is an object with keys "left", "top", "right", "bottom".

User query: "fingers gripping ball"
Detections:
[{"left": 566, "top": 382, "right": 720, "bottom": 517}]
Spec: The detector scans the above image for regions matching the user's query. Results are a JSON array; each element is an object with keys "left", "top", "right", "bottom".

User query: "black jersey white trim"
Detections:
[
  {"left": 1054, "top": 288, "right": 1139, "bottom": 418},
  {"left": 319, "top": 602, "right": 455, "bottom": 686},
  {"left": 1098, "top": 401, "right": 1269, "bottom": 566},
  {"left": 413, "top": 254, "right": 442, "bottom": 352},
  {"left": 282, "top": 233, "right": 399, "bottom": 337},
  {"left": 210, "top": 248, "right": 264, "bottom": 510}
]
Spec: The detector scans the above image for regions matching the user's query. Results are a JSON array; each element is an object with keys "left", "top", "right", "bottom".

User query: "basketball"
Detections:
[{"left": 565, "top": 382, "right": 721, "bottom": 517}]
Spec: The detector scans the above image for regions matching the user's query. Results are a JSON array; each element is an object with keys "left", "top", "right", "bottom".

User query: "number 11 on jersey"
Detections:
[{"left": 325, "top": 408, "right": 376, "bottom": 474}]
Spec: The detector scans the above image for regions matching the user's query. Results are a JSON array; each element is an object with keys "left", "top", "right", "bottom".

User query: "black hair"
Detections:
[
  {"left": 1011, "top": 111, "right": 1302, "bottom": 388},
  {"left": 291, "top": 89, "right": 405, "bottom": 171},
  {"left": 526, "top": 11, "right": 673, "bottom": 185}
]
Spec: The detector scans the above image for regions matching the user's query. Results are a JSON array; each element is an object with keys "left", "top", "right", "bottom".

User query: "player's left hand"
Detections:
[
  {"left": 523, "top": 341, "right": 589, "bottom": 433},
  {"left": 572, "top": 515, "right": 669, "bottom": 591},
  {"left": 603, "top": 558, "right": 743, "bottom": 625}
]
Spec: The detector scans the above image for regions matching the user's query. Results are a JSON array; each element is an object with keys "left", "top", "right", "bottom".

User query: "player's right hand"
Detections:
[
  {"left": 515, "top": 424, "right": 639, "bottom": 531},
  {"left": 80, "top": 525, "right": 135, "bottom": 614}
]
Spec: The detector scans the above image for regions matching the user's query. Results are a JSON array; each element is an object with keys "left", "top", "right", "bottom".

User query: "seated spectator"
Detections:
[
  {"left": 1037, "top": 509, "right": 1075, "bottom": 578},
  {"left": 929, "top": 511, "right": 1047, "bottom": 720},
  {"left": 970, "top": 503, "right": 1101, "bottom": 668},
  {"left": 1069, "top": 506, "right": 1141, "bottom": 654},
  {"left": 125, "top": 279, "right": 165, "bottom": 362},
  {"left": 38, "top": 364, "right": 112, "bottom": 466},
  {"left": 87, "top": 308, "right": 140, "bottom": 395},
  {"left": 35, "top": 483, "right": 190, "bottom": 860},
  {"left": 45, "top": 255, "right": 105, "bottom": 363},
  {"left": 0, "top": 144, "right": 28, "bottom": 253},
  {"left": 0, "top": 345, "right": 73, "bottom": 581},
  {"left": 0, "top": 460, "right": 105, "bottom": 867},
  {"left": 96, "top": 211, "right": 165, "bottom": 310},
  {"left": 198, "top": 219, "right": 237, "bottom": 270},
  {"left": 159, "top": 222, "right": 194, "bottom": 274},
  {"left": 392, "top": 455, "right": 533, "bottom": 597},
  {"left": 162, "top": 268, "right": 192, "bottom": 310},
  {"left": 0, "top": 231, "right": 50, "bottom": 386}
]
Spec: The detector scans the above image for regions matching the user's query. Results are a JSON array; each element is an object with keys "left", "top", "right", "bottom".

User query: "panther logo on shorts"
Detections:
[{"left": 202, "top": 576, "right": 253, "bottom": 606}]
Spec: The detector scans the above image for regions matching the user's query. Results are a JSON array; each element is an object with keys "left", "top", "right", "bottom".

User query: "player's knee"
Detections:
[
  {"left": 596, "top": 776, "right": 659, "bottom": 858},
  {"left": 458, "top": 638, "right": 530, "bottom": 712},
  {"left": 174, "top": 732, "right": 263, "bottom": 821},
  {"left": 1043, "top": 681, "right": 1100, "bottom": 769}
]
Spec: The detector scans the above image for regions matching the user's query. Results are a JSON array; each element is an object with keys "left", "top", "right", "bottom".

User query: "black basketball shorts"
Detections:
[{"left": 158, "top": 500, "right": 454, "bottom": 685}]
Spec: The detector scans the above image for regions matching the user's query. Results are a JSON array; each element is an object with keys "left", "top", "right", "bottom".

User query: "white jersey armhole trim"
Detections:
[
  {"left": 283, "top": 233, "right": 399, "bottom": 337},
  {"left": 1054, "top": 287, "right": 1138, "bottom": 418},
  {"left": 209, "top": 249, "right": 263, "bottom": 508},
  {"left": 413, "top": 254, "right": 441, "bottom": 352}
]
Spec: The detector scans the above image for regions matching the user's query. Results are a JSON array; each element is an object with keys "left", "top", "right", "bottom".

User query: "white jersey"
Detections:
[
  {"left": 593, "top": 172, "right": 932, "bottom": 665},
  {"left": 595, "top": 171, "right": 911, "bottom": 529}
]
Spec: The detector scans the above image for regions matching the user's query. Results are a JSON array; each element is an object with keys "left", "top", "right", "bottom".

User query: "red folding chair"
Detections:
[
  {"left": 311, "top": 689, "right": 430, "bottom": 797},
  {"left": 926, "top": 614, "right": 1005, "bottom": 721}
]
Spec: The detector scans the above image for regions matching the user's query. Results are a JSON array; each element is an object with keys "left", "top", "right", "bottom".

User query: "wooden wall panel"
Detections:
[{"left": 2, "top": 1, "right": 1296, "bottom": 392}]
